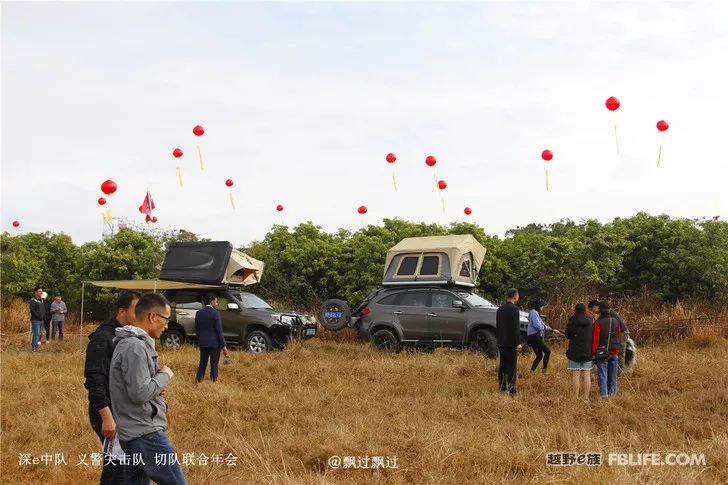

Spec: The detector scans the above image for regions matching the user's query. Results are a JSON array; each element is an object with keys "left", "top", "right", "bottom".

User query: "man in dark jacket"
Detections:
[
  {"left": 565, "top": 304, "right": 594, "bottom": 400},
  {"left": 83, "top": 291, "right": 140, "bottom": 484},
  {"left": 195, "top": 294, "right": 229, "bottom": 383},
  {"left": 592, "top": 301, "right": 622, "bottom": 398},
  {"left": 29, "top": 286, "right": 46, "bottom": 351},
  {"left": 588, "top": 299, "right": 630, "bottom": 372},
  {"left": 496, "top": 288, "right": 522, "bottom": 396}
]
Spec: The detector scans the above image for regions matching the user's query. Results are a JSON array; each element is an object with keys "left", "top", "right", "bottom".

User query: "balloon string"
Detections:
[
  {"left": 391, "top": 167, "right": 398, "bottom": 192},
  {"left": 439, "top": 192, "right": 445, "bottom": 216},
  {"left": 657, "top": 143, "right": 662, "bottom": 167},
  {"left": 545, "top": 168, "right": 549, "bottom": 192},
  {"left": 176, "top": 166, "right": 183, "bottom": 188},
  {"left": 229, "top": 192, "right": 235, "bottom": 209},
  {"left": 360, "top": 214, "right": 366, "bottom": 228},
  {"left": 613, "top": 121, "right": 620, "bottom": 155},
  {"left": 197, "top": 144, "right": 204, "bottom": 170}
]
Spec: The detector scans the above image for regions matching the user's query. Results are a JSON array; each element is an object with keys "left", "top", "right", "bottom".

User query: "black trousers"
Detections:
[
  {"left": 43, "top": 319, "right": 51, "bottom": 340},
  {"left": 90, "top": 409, "right": 125, "bottom": 485},
  {"left": 527, "top": 334, "right": 551, "bottom": 371},
  {"left": 498, "top": 346, "right": 518, "bottom": 395},
  {"left": 196, "top": 347, "right": 222, "bottom": 382}
]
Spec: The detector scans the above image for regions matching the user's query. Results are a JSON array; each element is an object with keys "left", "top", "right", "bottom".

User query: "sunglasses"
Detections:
[{"left": 153, "top": 313, "right": 171, "bottom": 322}]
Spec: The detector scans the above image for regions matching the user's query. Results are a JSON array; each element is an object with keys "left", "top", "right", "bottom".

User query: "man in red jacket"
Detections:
[{"left": 592, "top": 301, "right": 622, "bottom": 398}]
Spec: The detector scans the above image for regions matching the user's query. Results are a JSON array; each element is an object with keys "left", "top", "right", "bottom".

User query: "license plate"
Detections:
[
  {"left": 305, "top": 328, "right": 316, "bottom": 336},
  {"left": 324, "top": 311, "right": 343, "bottom": 319}
]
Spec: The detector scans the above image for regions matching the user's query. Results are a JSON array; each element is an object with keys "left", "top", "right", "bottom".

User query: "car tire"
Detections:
[
  {"left": 246, "top": 330, "right": 273, "bottom": 354},
  {"left": 160, "top": 328, "right": 184, "bottom": 348},
  {"left": 319, "top": 299, "right": 351, "bottom": 331},
  {"left": 371, "top": 329, "right": 401, "bottom": 353},
  {"left": 469, "top": 328, "right": 499, "bottom": 359}
]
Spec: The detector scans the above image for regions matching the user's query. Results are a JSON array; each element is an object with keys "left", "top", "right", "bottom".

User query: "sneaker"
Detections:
[{"left": 32, "top": 348, "right": 38, "bottom": 352}]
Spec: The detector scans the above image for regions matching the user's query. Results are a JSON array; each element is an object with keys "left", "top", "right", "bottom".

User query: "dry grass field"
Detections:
[{"left": 1, "top": 320, "right": 727, "bottom": 484}]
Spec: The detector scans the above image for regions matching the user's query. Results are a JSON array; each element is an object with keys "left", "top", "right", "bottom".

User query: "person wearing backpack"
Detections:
[
  {"left": 592, "top": 301, "right": 622, "bottom": 398},
  {"left": 565, "top": 304, "right": 594, "bottom": 400}
]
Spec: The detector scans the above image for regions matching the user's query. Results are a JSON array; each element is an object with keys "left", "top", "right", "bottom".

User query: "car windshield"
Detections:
[
  {"left": 457, "top": 292, "right": 496, "bottom": 308},
  {"left": 233, "top": 292, "right": 272, "bottom": 309}
]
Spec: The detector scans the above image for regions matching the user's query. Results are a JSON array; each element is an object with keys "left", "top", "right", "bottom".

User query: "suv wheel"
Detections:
[
  {"left": 371, "top": 329, "right": 401, "bottom": 353},
  {"left": 469, "top": 329, "right": 498, "bottom": 359},
  {"left": 247, "top": 330, "right": 273, "bottom": 354},
  {"left": 161, "top": 328, "right": 184, "bottom": 348}
]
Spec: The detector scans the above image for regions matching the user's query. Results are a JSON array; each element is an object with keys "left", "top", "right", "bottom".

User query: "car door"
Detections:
[
  {"left": 170, "top": 291, "right": 203, "bottom": 338},
  {"left": 428, "top": 291, "right": 470, "bottom": 345},
  {"left": 215, "top": 293, "right": 246, "bottom": 343},
  {"left": 395, "top": 291, "right": 432, "bottom": 343}
]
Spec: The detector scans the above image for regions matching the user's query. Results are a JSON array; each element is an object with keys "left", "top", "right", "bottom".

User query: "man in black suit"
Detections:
[
  {"left": 496, "top": 288, "right": 523, "bottom": 397},
  {"left": 195, "top": 294, "right": 229, "bottom": 383}
]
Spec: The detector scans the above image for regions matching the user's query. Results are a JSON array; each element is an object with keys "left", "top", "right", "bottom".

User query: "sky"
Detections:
[{"left": 2, "top": 1, "right": 727, "bottom": 246}]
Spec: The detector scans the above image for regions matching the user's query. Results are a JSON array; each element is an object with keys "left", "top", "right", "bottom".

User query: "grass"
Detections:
[{"left": 1, "top": 324, "right": 727, "bottom": 484}]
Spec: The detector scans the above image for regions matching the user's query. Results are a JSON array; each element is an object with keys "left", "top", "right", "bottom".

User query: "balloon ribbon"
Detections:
[
  {"left": 545, "top": 168, "right": 550, "bottom": 192},
  {"left": 176, "top": 166, "right": 183, "bottom": 187},
  {"left": 229, "top": 192, "right": 236, "bottom": 209},
  {"left": 613, "top": 121, "right": 620, "bottom": 155},
  {"left": 391, "top": 166, "right": 398, "bottom": 192},
  {"left": 197, "top": 144, "right": 204, "bottom": 170},
  {"left": 657, "top": 144, "right": 662, "bottom": 167}
]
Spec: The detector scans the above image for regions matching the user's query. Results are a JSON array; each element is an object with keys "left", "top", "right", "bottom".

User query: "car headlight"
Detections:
[{"left": 280, "top": 315, "right": 297, "bottom": 325}]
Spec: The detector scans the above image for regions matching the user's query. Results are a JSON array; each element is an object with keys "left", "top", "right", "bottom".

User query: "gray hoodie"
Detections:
[{"left": 109, "top": 325, "right": 171, "bottom": 442}]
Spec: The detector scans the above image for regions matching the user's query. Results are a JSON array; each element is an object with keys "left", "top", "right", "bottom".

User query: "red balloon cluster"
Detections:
[
  {"left": 98, "top": 197, "right": 107, "bottom": 206},
  {"left": 541, "top": 149, "right": 553, "bottom": 161},
  {"left": 225, "top": 179, "right": 234, "bottom": 187},
  {"left": 193, "top": 125, "right": 205, "bottom": 136},
  {"left": 605, "top": 96, "right": 621, "bottom": 111},
  {"left": 464, "top": 207, "right": 472, "bottom": 216},
  {"left": 437, "top": 180, "right": 447, "bottom": 190},
  {"left": 656, "top": 120, "right": 669, "bottom": 132},
  {"left": 101, "top": 180, "right": 117, "bottom": 195},
  {"left": 386, "top": 153, "right": 397, "bottom": 164},
  {"left": 357, "top": 206, "right": 368, "bottom": 215},
  {"left": 276, "top": 205, "right": 284, "bottom": 212},
  {"left": 173, "top": 148, "right": 183, "bottom": 158},
  {"left": 12, "top": 220, "right": 20, "bottom": 228},
  {"left": 425, "top": 155, "right": 437, "bottom": 167}
]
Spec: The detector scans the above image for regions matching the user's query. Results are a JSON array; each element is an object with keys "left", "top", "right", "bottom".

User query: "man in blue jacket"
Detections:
[{"left": 195, "top": 294, "right": 229, "bottom": 383}]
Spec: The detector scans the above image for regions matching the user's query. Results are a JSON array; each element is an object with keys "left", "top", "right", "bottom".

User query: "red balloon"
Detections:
[
  {"left": 193, "top": 125, "right": 205, "bottom": 136},
  {"left": 98, "top": 197, "right": 107, "bottom": 206},
  {"left": 276, "top": 204, "right": 284, "bottom": 212},
  {"left": 464, "top": 207, "right": 472, "bottom": 216},
  {"left": 386, "top": 153, "right": 397, "bottom": 164},
  {"left": 605, "top": 96, "right": 620, "bottom": 111},
  {"left": 225, "top": 179, "right": 234, "bottom": 187},
  {"left": 541, "top": 149, "right": 553, "bottom": 161},
  {"left": 151, "top": 216, "right": 158, "bottom": 223},
  {"left": 12, "top": 220, "right": 20, "bottom": 228},
  {"left": 173, "top": 148, "right": 183, "bottom": 158},
  {"left": 101, "top": 180, "right": 117, "bottom": 195},
  {"left": 357, "top": 206, "right": 368, "bottom": 215},
  {"left": 437, "top": 180, "right": 447, "bottom": 190},
  {"left": 425, "top": 155, "right": 437, "bottom": 167},
  {"left": 656, "top": 120, "right": 669, "bottom": 132}
]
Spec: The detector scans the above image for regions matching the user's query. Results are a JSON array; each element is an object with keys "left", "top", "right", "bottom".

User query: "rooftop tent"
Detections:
[
  {"left": 383, "top": 234, "right": 486, "bottom": 287},
  {"left": 160, "top": 241, "right": 265, "bottom": 286}
]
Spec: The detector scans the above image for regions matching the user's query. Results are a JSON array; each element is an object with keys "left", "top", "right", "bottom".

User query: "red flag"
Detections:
[{"left": 138, "top": 191, "right": 155, "bottom": 216}]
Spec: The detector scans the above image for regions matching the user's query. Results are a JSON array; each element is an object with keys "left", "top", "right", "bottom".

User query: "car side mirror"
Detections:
[
  {"left": 453, "top": 300, "right": 465, "bottom": 309},
  {"left": 227, "top": 302, "right": 240, "bottom": 310}
]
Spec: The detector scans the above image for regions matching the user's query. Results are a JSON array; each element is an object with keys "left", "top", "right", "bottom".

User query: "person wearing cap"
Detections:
[
  {"left": 526, "top": 298, "right": 555, "bottom": 372},
  {"left": 565, "top": 303, "right": 594, "bottom": 400},
  {"left": 592, "top": 301, "right": 622, "bottom": 398}
]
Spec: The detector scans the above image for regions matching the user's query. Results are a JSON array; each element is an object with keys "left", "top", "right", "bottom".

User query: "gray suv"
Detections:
[
  {"left": 161, "top": 288, "right": 317, "bottom": 353},
  {"left": 321, "top": 286, "right": 530, "bottom": 357}
]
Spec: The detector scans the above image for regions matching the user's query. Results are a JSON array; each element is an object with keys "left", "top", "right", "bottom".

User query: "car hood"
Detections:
[{"left": 468, "top": 306, "right": 529, "bottom": 323}]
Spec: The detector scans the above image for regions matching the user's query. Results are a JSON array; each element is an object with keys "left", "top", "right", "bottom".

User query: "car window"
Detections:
[
  {"left": 233, "top": 292, "right": 273, "bottom": 309},
  {"left": 419, "top": 255, "right": 440, "bottom": 276},
  {"left": 377, "top": 294, "right": 399, "bottom": 305},
  {"left": 457, "top": 292, "right": 496, "bottom": 308},
  {"left": 431, "top": 293, "right": 456, "bottom": 308},
  {"left": 396, "top": 256, "right": 419, "bottom": 276},
  {"left": 217, "top": 296, "right": 232, "bottom": 310},
  {"left": 459, "top": 260, "right": 472, "bottom": 278},
  {"left": 173, "top": 293, "right": 203, "bottom": 310},
  {"left": 398, "top": 292, "right": 429, "bottom": 307}
]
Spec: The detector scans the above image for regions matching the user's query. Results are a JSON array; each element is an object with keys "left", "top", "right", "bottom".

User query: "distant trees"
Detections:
[{"left": 2, "top": 213, "right": 727, "bottom": 320}]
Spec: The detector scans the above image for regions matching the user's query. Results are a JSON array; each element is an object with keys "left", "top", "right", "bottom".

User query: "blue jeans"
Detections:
[
  {"left": 31, "top": 320, "right": 44, "bottom": 349},
  {"left": 596, "top": 354, "right": 619, "bottom": 397},
  {"left": 119, "top": 431, "right": 186, "bottom": 485},
  {"left": 52, "top": 320, "right": 64, "bottom": 340}
]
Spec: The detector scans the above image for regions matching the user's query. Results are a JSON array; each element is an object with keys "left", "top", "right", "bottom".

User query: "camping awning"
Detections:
[{"left": 85, "top": 280, "right": 222, "bottom": 290}]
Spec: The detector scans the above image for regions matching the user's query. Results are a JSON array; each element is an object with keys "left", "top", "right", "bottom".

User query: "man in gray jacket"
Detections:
[{"left": 109, "top": 293, "right": 186, "bottom": 484}]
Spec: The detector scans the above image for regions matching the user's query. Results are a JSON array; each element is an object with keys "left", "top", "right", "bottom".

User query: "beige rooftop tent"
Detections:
[{"left": 383, "top": 234, "right": 486, "bottom": 287}]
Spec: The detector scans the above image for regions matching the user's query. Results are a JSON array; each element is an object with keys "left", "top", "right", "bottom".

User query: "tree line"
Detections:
[{"left": 2, "top": 213, "right": 726, "bottom": 320}]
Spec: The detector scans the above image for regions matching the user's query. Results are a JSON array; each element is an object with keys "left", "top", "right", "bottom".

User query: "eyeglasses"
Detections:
[{"left": 153, "top": 313, "right": 171, "bottom": 322}]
